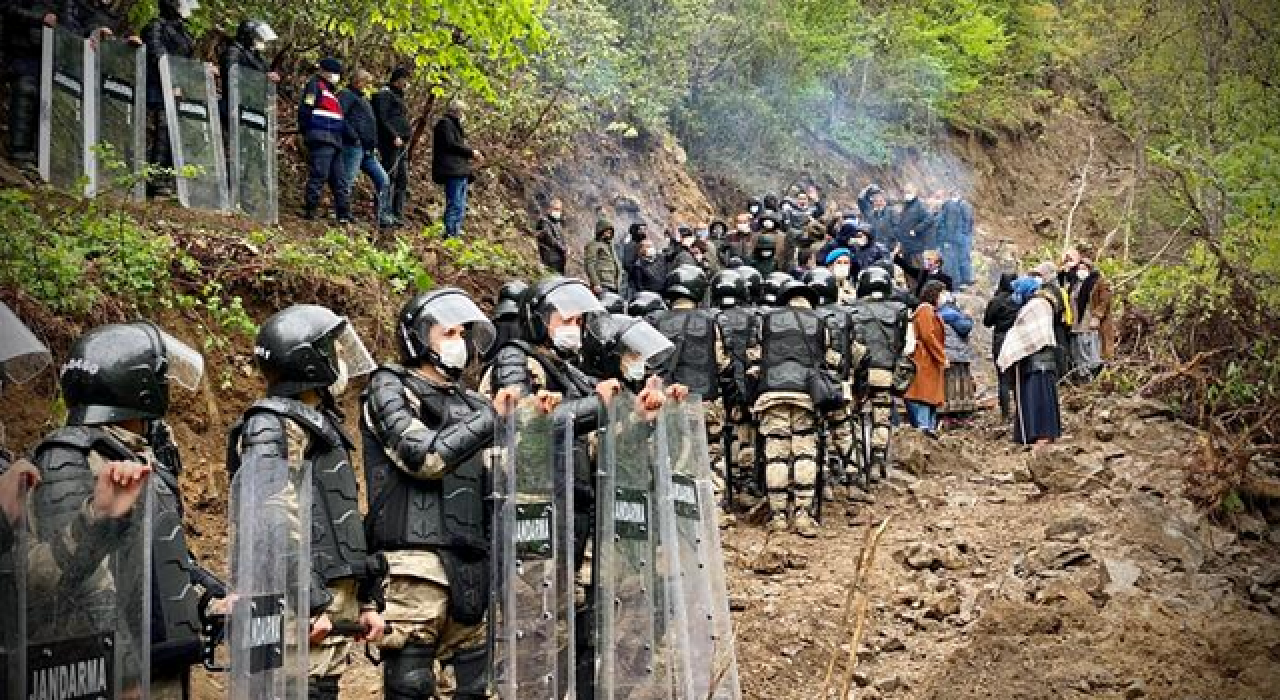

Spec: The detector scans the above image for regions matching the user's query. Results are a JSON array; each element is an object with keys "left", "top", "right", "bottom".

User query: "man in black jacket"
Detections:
[
  {"left": 983, "top": 272, "right": 1020, "bottom": 419},
  {"left": 141, "top": 0, "right": 197, "bottom": 197},
  {"left": 373, "top": 67, "right": 412, "bottom": 225},
  {"left": 628, "top": 237, "right": 667, "bottom": 295},
  {"left": 432, "top": 99, "right": 482, "bottom": 238},
  {"left": 339, "top": 70, "right": 393, "bottom": 229},
  {"left": 534, "top": 197, "right": 568, "bottom": 273}
]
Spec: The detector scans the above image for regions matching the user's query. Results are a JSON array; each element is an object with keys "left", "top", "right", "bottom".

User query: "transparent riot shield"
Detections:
[
  {"left": 159, "top": 55, "right": 229, "bottom": 212},
  {"left": 1, "top": 460, "right": 32, "bottom": 699},
  {"left": 492, "top": 404, "right": 575, "bottom": 699},
  {"left": 660, "top": 399, "right": 742, "bottom": 700},
  {"left": 24, "top": 467, "right": 151, "bottom": 699},
  {"left": 596, "top": 391, "right": 668, "bottom": 700},
  {"left": 227, "top": 64, "right": 278, "bottom": 224},
  {"left": 92, "top": 39, "right": 146, "bottom": 200},
  {"left": 38, "top": 27, "right": 93, "bottom": 195},
  {"left": 226, "top": 456, "right": 310, "bottom": 698}
]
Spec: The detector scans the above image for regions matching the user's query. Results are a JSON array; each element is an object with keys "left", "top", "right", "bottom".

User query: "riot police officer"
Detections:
[
  {"left": 850, "top": 266, "right": 911, "bottom": 479},
  {"left": 227, "top": 304, "right": 386, "bottom": 700},
  {"left": 711, "top": 269, "right": 762, "bottom": 513},
  {"left": 483, "top": 276, "right": 622, "bottom": 698},
  {"left": 362, "top": 289, "right": 519, "bottom": 699},
  {"left": 30, "top": 321, "right": 217, "bottom": 698},
  {"left": 486, "top": 280, "right": 528, "bottom": 363},
  {"left": 627, "top": 291, "right": 667, "bottom": 322},
  {"left": 141, "top": 0, "right": 198, "bottom": 197}
]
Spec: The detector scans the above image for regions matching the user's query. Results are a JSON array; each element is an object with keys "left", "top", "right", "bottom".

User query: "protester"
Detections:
[
  {"left": 431, "top": 99, "right": 481, "bottom": 238},
  {"left": 298, "top": 57, "right": 351, "bottom": 223},
  {"left": 372, "top": 67, "right": 412, "bottom": 225},
  {"left": 666, "top": 225, "right": 700, "bottom": 270},
  {"left": 628, "top": 237, "right": 667, "bottom": 294},
  {"left": 1065, "top": 251, "right": 1114, "bottom": 379},
  {"left": 825, "top": 248, "right": 858, "bottom": 304},
  {"left": 895, "top": 247, "right": 954, "bottom": 299},
  {"left": 937, "top": 290, "right": 976, "bottom": 418},
  {"left": 904, "top": 280, "right": 947, "bottom": 436},
  {"left": 1034, "top": 260, "right": 1073, "bottom": 377},
  {"left": 936, "top": 190, "right": 975, "bottom": 288},
  {"left": 998, "top": 276, "right": 1064, "bottom": 446},
  {"left": 983, "top": 272, "right": 1020, "bottom": 420},
  {"left": 584, "top": 217, "right": 623, "bottom": 294},
  {"left": 534, "top": 198, "right": 568, "bottom": 273},
  {"left": 895, "top": 184, "right": 937, "bottom": 283},
  {"left": 338, "top": 70, "right": 393, "bottom": 229}
]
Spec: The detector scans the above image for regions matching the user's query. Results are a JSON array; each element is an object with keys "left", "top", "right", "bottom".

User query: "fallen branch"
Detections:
[
  {"left": 1138, "top": 347, "right": 1229, "bottom": 397},
  {"left": 1115, "top": 213, "right": 1193, "bottom": 290},
  {"left": 820, "top": 516, "right": 892, "bottom": 699},
  {"left": 1062, "top": 134, "right": 1095, "bottom": 254}
]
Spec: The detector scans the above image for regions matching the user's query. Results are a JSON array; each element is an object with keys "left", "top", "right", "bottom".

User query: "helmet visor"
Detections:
[
  {"left": 545, "top": 282, "right": 605, "bottom": 318},
  {"left": 332, "top": 321, "right": 376, "bottom": 378},
  {"left": 158, "top": 328, "right": 204, "bottom": 391},
  {"left": 618, "top": 319, "right": 674, "bottom": 368},
  {"left": 424, "top": 292, "right": 496, "bottom": 354},
  {"left": 0, "top": 302, "right": 51, "bottom": 385}
]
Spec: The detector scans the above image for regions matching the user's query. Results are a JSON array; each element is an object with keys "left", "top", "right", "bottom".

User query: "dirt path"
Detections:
[{"left": 723, "top": 398, "right": 1280, "bottom": 700}]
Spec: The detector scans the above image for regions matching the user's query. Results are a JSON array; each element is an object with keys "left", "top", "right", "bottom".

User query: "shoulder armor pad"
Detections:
[{"left": 246, "top": 398, "right": 338, "bottom": 448}]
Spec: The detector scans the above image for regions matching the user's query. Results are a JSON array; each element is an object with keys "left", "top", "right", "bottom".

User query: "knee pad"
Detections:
[
  {"left": 451, "top": 644, "right": 490, "bottom": 699},
  {"left": 793, "top": 459, "right": 818, "bottom": 488},
  {"left": 384, "top": 644, "right": 438, "bottom": 700},
  {"left": 764, "top": 461, "right": 790, "bottom": 491},
  {"left": 308, "top": 675, "right": 340, "bottom": 700}
]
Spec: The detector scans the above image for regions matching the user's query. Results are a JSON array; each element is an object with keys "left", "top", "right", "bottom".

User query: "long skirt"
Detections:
[
  {"left": 1013, "top": 362, "right": 1061, "bottom": 444},
  {"left": 941, "top": 362, "right": 976, "bottom": 415}
]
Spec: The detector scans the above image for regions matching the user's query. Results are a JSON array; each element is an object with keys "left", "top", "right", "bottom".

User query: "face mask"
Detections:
[
  {"left": 697, "top": 229, "right": 709, "bottom": 239},
  {"left": 329, "top": 358, "right": 350, "bottom": 396},
  {"left": 549, "top": 211, "right": 562, "bottom": 222},
  {"left": 642, "top": 249, "right": 655, "bottom": 261},
  {"left": 853, "top": 236, "right": 868, "bottom": 247},
  {"left": 1077, "top": 268, "right": 1091, "bottom": 280},
  {"left": 437, "top": 338, "right": 468, "bottom": 370},
  {"left": 736, "top": 223, "right": 750, "bottom": 233},
  {"left": 552, "top": 325, "right": 582, "bottom": 352},
  {"left": 682, "top": 237, "right": 695, "bottom": 247},
  {"left": 757, "top": 250, "right": 773, "bottom": 259},
  {"left": 622, "top": 360, "right": 647, "bottom": 382},
  {"left": 326, "top": 72, "right": 341, "bottom": 84},
  {"left": 762, "top": 221, "right": 775, "bottom": 231},
  {"left": 749, "top": 205, "right": 760, "bottom": 215},
  {"left": 254, "top": 39, "right": 267, "bottom": 51},
  {"left": 833, "top": 264, "right": 851, "bottom": 280}
]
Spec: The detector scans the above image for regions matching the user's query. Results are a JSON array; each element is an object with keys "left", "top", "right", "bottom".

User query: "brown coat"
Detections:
[
  {"left": 1092, "top": 275, "right": 1116, "bottom": 359},
  {"left": 905, "top": 303, "right": 947, "bottom": 407}
]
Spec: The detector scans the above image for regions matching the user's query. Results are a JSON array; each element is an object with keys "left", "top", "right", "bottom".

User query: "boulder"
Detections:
[
  {"left": 1100, "top": 558, "right": 1142, "bottom": 596},
  {"left": 1028, "top": 449, "right": 1114, "bottom": 494}
]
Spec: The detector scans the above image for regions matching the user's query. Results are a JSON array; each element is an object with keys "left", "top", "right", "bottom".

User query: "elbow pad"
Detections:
[{"left": 432, "top": 406, "right": 497, "bottom": 470}]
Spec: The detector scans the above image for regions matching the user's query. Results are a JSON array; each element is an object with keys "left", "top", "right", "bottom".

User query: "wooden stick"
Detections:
[
  {"left": 820, "top": 524, "right": 877, "bottom": 694},
  {"left": 1062, "top": 134, "right": 1095, "bottom": 254},
  {"left": 839, "top": 518, "right": 892, "bottom": 699},
  {"left": 820, "top": 517, "right": 892, "bottom": 699}
]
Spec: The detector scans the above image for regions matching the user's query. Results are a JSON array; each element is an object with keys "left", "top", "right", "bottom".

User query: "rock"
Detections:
[
  {"left": 1011, "top": 462, "right": 1034, "bottom": 483},
  {"left": 924, "top": 591, "right": 961, "bottom": 619},
  {"left": 904, "top": 543, "right": 939, "bottom": 570},
  {"left": 1094, "top": 422, "right": 1117, "bottom": 442},
  {"left": 1100, "top": 559, "right": 1142, "bottom": 596},
  {"left": 1249, "top": 584, "right": 1273, "bottom": 604},
  {"left": 880, "top": 635, "right": 907, "bottom": 653},
  {"left": 1032, "top": 542, "right": 1093, "bottom": 572},
  {"left": 938, "top": 546, "right": 968, "bottom": 571},
  {"left": 1236, "top": 514, "right": 1268, "bottom": 540},
  {"left": 853, "top": 670, "right": 873, "bottom": 688},
  {"left": 874, "top": 674, "right": 903, "bottom": 693},
  {"left": 1045, "top": 514, "right": 1100, "bottom": 542},
  {"left": 1028, "top": 449, "right": 1115, "bottom": 494},
  {"left": 1124, "top": 679, "right": 1147, "bottom": 698}
]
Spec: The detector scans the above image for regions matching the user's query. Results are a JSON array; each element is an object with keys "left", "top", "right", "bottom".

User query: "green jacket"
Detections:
[{"left": 584, "top": 218, "right": 621, "bottom": 291}]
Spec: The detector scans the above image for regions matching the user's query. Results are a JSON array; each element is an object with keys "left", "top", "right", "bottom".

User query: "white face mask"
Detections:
[
  {"left": 736, "top": 223, "right": 750, "bottom": 233},
  {"left": 1076, "top": 268, "right": 1091, "bottom": 280},
  {"left": 329, "top": 357, "right": 350, "bottom": 396},
  {"left": 853, "top": 236, "right": 868, "bottom": 247},
  {"left": 437, "top": 338, "right": 468, "bottom": 370},
  {"left": 552, "top": 325, "right": 582, "bottom": 352},
  {"left": 833, "top": 264, "right": 851, "bottom": 280},
  {"left": 254, "top": 39, "right": 267, "bottom": 51},
  {"left": 762, "top": 221, "right": 775, "bottom": 230},
  {"left": 622, "top": 360, "right": 647, "bottom": 382}
]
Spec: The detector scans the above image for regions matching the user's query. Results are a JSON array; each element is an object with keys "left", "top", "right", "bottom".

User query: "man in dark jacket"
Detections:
[
  {"left": 983, "top": 272, "right": 1019, "bottom": 419},
  {"left": 372, "top": 67, "right": 412, "bottom": 224},
  {"left": 894, "top": 246, "right": 954, "bottom": 299},
  {"left": 299, "top": 57, "right": 351, "bottom": 222},
  {"left": 617, "top": 222, "right": 648, "bottom": 297},
  {"left": 219, "top": 19, "right": 278, "bottom": 110},
  {"left": 535, "top": 197, "right": 568, "bottom": 273},
  {"left": 141, "top": 0, "right": 197, "bottom": 196},
  {"left": 935, "top": 190, "right": 975, "bottom": 287},
  {"left": 431, "top": 99, "right": 481, "bottom": 238},
  {"left": 3, "top": 2, "right": 55, "bottom": 168},
  {"left": 665, "top": 225, "right": 700, "bottom": 270},
  {"left": 338, "top": 70, "right": 393, "bottom": 228},
  {"left": 628, "top": 237, "right": 667, "bottom": 294},
  {"left": 895, "top": 185, "right": 937, "bottom": 284}
]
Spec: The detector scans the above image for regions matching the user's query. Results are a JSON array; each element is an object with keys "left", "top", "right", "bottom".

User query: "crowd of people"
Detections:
[{"left": 3, "top": 4, "right": 480, "bottom": 232}]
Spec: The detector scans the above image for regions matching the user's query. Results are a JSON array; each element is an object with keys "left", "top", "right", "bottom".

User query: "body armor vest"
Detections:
[
  {"left": 817, "top": 305, "right": 855, "bottom": 378},
  {"left": 759, "top": 309, "right": 824, "bottom": 394},
  {"left": 716, "top": 307, "right": 758, "bottom": 405},
  {"left": 851, "top": 300, "right": 908, "bottom": 370},
  {"left": 654, "top": 309, "right": 719, "bottom": 401},
  {"left": 363, "top": 366, "right": 489, "bottom": 554},
  {"left": 229, "top": 398, "right": 370, "bottom": 584}
]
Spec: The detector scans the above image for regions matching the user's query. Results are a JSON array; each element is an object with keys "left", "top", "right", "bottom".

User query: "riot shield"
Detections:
[
  {"left": 1, "top": 460, "right": 32, "bottom": 699},
  {"left": 659, "top": 399, "right": 742, "bottom": 700},
  {"left": 23, "top": 467, "right": 151, "bottom": 699},
  {"left": 227, "top": 64, "right": 278, "bottom": 223},
  {"left": 595, "top": 391, "right": 668, "bottom": 700},
  {"left": 491, "top": 404, "right": 576, "bottom": 699},
  {"left": 226, "top": 457, "right": 311, "bottom": 697},
  {"left": 159, "top": 55, "right": 229, "bottom": 212},
  {"left": 38, "top": 27, "right": 93, "bottom": 195},
  {"left": 92, "top": 39, "right": 146, "bottom": 200}
]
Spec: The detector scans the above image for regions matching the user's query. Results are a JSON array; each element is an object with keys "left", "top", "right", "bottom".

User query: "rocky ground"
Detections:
[{"left": 723, "top": 395, "right": 1280, "bottom": 700}]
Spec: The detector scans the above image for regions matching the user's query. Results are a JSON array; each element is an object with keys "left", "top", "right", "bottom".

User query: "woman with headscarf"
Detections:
[
  {"left": 904, "top": 280, "right": 948, "bottom": 435},
  {"left": 983, "top": 272, "right": 1020, "bottom": 420},
  {"left": 937, "top": 290, "right": 976, "bottom": 418},
  {"left": 997, "top": 276, "right": 1063, "bottom": 446}
]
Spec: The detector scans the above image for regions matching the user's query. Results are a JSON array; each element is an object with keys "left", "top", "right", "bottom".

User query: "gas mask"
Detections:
[{"left": 552, "top": 325, "right": 582, "bottom": 352}]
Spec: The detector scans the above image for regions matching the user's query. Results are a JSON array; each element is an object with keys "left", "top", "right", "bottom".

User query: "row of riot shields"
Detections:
[
  {"left": 37, "top": 27, "right": 277, "bottom": 222},
  {"left": 489, "top": 395, "right": 742, "bottom": 700}
]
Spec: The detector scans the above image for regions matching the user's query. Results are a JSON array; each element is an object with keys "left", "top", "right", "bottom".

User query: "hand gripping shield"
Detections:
[
  {"left": 226, "top": 455, "right": 311, "bottom": 698},
  {"left": 159, "top": 54, "right": 229, "bottom": 212},
  {"left": 595, "top": 391, "right": 669, "bottom": 700},
  {"left": 227, "top": 64, "right": 278, "bottom": 223},
  {"left": 38, "top": 27, "right": 93, "bottom": 195},
  {"left": 91, "top": 39, "right": 146, "bottom": 200},
  {"left": 491, "top": 403, "right": 576, "bottom": 699},
  {"left": 23, "top": 467, "right": 152, "bottom": 699},
  {"left": 659, "top": 398, "right": 742, "bottom": 700}
]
